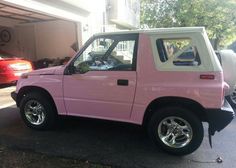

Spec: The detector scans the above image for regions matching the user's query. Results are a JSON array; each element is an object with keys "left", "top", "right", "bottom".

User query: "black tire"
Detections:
[
  {"left": 147, "top": 106, "right": 204, "bottom": 155},
  {"left": 226, "top": 94, "right": 236, "bottom": 109},
  {"left": 19, "top": 92, "right": 57, "bottom": 130}
]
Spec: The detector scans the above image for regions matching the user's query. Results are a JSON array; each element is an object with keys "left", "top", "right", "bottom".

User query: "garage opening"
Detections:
[{"left": 0, "top": 3, "right": 80, "bottom": 69}]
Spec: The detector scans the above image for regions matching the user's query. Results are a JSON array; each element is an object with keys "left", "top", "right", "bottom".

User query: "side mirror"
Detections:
[
  {"left": 66, "top": 63, "right": 90, "bottom": 75},
  {"left": 67, "top": 65, "right": 76, "bottom": 74},
  {"left": 77, "top": 62, "right": 90, "bottom": 74}
]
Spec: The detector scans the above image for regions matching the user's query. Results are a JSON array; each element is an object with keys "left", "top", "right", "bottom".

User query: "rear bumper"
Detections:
[
  {"left": 0, "top": 73, "right": 18, "bottom": 84},
  {"left": 206, "top": 99, "right": 235, "bottom": 135},
  {"left": 0, "top": 70, "right": 30, "bottom": 84}
]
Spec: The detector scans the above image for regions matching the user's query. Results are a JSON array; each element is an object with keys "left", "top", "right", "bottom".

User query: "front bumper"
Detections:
[
  {"left": 206, "top": 99, "right": 235, "bottom": 135},
  {"left": 11, "top": 91, "right": 17, "bottom": 102}
]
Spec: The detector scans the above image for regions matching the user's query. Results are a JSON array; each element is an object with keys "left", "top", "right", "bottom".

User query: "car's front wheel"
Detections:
[
  {"left": 20, "top": 92, "right": 57, "bottom": 130},
  {"left": 147, "top": 107, "right": 204, "bottom": 155}
]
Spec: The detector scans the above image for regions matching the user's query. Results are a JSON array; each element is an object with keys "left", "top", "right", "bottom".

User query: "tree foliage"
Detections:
[{"left": 141, "top": 0, "right": 236, "bottom": 49}]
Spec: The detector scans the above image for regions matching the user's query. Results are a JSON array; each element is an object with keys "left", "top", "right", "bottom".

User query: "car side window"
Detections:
[
  {"left": 156, "top": 38, "right": 201, "bottom": 66},
  {"left": 73, "top": 35, "right": 137, "bottom": 73},
  {"left": 106, "top": 40, "right": 135, "bottom": 71}
]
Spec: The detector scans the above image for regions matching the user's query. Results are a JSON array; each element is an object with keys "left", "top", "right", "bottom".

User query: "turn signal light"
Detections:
[{"left": 21, "top": 73, "right": 28, "bottom": 79}]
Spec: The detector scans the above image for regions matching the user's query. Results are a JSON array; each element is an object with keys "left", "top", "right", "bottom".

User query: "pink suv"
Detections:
[{"left": 11, "top": 27, "right": 234, "bottom": 155}]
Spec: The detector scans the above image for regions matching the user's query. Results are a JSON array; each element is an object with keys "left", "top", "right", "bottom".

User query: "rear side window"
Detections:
[{"left": 156, "top": 38, "right": 201, "bottom": 66}]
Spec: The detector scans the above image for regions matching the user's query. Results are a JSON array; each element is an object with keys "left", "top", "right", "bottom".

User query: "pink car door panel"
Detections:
[{"left": 63, "top": 34, "right": 139, "bottom": 120}]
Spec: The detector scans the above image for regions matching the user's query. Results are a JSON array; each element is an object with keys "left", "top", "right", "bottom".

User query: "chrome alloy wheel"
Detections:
[
  {"left": 158, "top": 117, "right": 193, "bottom": 148},
  {"left": 24, "top": 100, "right": 46, "bottom": 125},
  {"left": 230, "top": 89, "right": 236, "bottom": 105}
]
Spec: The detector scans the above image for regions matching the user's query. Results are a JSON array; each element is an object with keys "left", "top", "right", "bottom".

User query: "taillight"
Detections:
[{"left": 9, "top": 63, "right": 32, "bottom": 71}]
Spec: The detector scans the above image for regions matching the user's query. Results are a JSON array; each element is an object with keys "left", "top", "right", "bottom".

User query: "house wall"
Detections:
[
  {"left": 34, "top": 20, "right": 77, "bottom": 59},
  {"left": 0, "top": 0, "right": 140, "bottom": 61},
  {"left": 15, "top": 25, "right": 36, "bottom": 60},
  {"left": 107, "top": 0, "right": 140, "bottom": 29},
  {"left": 0, "top": 26, "right": 18, "bottom": 56},
  {"left": 0, "top": 16, "right": 20, "bottom": 27},
  {"left": 0, "top": 20, "right": 78, "bottom": 61}
]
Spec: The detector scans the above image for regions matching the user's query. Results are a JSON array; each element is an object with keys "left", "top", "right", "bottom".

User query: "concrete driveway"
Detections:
[
  {"left": 0, "top": 86, "right": 235, "bottom": 168},
  {"left": 0, "top": 85, "right": 16, "bottom": 109}
]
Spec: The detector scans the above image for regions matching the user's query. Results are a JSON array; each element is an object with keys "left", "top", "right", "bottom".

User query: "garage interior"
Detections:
[{"left": 0, "top": 3, "right": 79, "bottom": 68}]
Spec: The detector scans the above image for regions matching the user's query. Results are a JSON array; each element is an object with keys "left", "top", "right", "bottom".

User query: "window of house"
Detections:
[{"left": 156, "top": 38, "right": 201, "bottom": 66}]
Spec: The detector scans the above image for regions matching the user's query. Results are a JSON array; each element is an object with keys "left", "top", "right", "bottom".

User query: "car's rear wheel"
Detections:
[
  {"left": 20, "top": 92, "right": 57, "bottom": 130},
  {"left": 226, "top": 89, "right": 236, "bottom": 108},
  {"left": 147, "top": 107, "right": 204, "bottom": 155}
]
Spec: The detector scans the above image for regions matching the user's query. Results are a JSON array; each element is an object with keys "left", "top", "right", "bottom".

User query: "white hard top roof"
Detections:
[{"left": 94, "top": 27, "right": 205, "bottom": 36}]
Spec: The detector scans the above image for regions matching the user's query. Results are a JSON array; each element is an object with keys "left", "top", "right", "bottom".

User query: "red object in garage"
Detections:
[{"left": 0, "top": 50, "right": 33, "bottom": 84}]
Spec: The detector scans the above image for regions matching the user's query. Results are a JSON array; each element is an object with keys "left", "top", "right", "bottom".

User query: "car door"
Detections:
[{"left": 63, "top": 34, "right": 139, "bottom": 121}]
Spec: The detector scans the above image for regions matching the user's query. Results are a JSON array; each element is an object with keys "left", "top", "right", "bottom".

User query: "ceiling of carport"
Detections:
[{"left": 0, "top": 3, "right": 56, "bottom": 23}]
